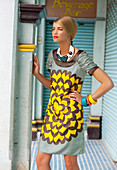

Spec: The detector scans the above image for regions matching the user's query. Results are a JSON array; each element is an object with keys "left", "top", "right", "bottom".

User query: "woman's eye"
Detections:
[
  {"left": 52, "top": 28, "right": 63, "bottom": 31},
  {"left": 59, "top": 28, "right": 63, "bottom": 31}
]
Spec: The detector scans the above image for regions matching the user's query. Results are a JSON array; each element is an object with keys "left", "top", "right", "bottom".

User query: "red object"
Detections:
[
  {"left": 87, "top": 95, "right": 92, "bottom": 105},
  {"left": 53, "top": 36, "right": 58, "bottom": 39}
]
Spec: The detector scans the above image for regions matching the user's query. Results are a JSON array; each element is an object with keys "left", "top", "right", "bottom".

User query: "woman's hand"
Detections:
[
  {"left": 33, "top": 54, "right": 40, "bottom": 76},
  {"left": 32, "top": 54, "right": 51, "bottom": 89},
  {"left": 68, "top": 90, "right": 83, "bottom": 104}
]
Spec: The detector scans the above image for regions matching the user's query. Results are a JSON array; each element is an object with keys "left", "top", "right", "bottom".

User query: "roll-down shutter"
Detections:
[
  {"left": 42, "top": 20, "right": 95, "bottom": 129},
  {"left": 102, "top": 0, "right": 117, "bottom": 161}
]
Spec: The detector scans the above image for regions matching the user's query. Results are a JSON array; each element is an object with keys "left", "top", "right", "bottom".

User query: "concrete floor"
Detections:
[{"left": 31, "top": 133, "right": 117, "bottom": 170}]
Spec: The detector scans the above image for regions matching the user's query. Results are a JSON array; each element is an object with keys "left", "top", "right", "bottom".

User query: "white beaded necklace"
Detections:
[{"left": 57, "top": 45, "right": 74, "bottom": 62}]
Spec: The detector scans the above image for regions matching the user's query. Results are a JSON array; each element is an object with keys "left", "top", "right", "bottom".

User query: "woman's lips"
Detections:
[{"left": 53, "top": 36, "right": 58, "bottom": 39}]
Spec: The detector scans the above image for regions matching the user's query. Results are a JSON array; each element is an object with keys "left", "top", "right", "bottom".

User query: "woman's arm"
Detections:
[
  {"left": 68, "top": 68, "right": 114, "bottom": 104},
  {"left": 91, "top": 68, "right": 114, "bottom": 100},
  {"left": 33, "top": 55, "right": 51, "bottom": 89},
  {"left": 34, "top": 73, "right": 51, "bottom": 90}
]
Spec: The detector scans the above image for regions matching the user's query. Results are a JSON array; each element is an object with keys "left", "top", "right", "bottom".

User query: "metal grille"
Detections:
[
  {"left": 102, "top": 0, "right": 117, "bottom": 161},
  {"left": 106, "top": 0, "right": 117, "bottom": 31}
]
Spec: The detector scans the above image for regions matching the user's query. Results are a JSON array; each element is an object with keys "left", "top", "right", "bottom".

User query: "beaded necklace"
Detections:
[{"left": 56, "top": 45, "right": 74, "bottom": 62}]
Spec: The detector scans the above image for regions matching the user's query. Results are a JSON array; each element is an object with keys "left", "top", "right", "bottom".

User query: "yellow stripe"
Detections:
[
  {"left": 18, "top": 44, "right": 36, "bottom": 52},
  {"left": 87, "top": 124, "right": 100, "bottom": 127},
  {"left": 38, "top": 127, "right": 42, "bottom": 130},
  {"left": 32, "top": 120, "right": 37, "bottom": 124},
  {"left": 19, "top": 44, "right": 36, "bottom": 49},
  {"left": 89, "top": 116, "right": 100, "bottom": 121},
  {"left": 32, "top": 128, "right": 37, "bottom": 132},
  {"left": 37, "top": 120, "right": 43, "bottom": 123},
  {"left": 19, "top": 48, "right": 35, "bottom": 52}
]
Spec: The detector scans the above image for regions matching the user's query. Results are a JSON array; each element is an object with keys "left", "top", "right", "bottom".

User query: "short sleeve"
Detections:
[
  {"left": 46, "top": 50, "right": 53, "bottom": 72},
  {"left": 77, "top": 50, "right": 99, "bottom": 76}
]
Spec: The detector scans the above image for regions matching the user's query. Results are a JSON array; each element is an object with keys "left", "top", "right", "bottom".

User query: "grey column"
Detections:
[
  {"left": 13, "top": 17, "right": 35, "bottom": 170},
  {"left": 35, "top": 0, "right": 46, "bottom": 120},
  {"left": 13, "top": 52, "right": 33, "bottom": 170}
]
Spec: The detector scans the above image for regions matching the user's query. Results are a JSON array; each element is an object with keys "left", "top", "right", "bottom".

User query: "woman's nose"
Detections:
[{"left": 54, "top": 29, "right": 58, "bottom": 34}]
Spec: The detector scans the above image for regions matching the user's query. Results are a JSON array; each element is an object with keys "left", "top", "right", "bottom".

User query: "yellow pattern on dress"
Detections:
[{"left": 40, "top": 70, "right": 84, "bottom": 144}]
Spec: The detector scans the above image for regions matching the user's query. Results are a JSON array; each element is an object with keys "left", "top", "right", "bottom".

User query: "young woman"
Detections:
[{"left": 33, "top": 16, "right": 114, "bottom": 170}]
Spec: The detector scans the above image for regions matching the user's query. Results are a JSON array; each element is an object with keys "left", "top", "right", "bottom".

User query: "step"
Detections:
[
  {"left": 87, "top": 122, "right": 101, "bottom": 139},
  {"left": 89, "top": 115, "right": 101, "bottom": 123}
]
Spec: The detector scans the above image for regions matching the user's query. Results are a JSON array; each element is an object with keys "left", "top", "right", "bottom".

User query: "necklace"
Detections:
[{"left": 56, "top": 45, "right": 74, "bottom": 62}]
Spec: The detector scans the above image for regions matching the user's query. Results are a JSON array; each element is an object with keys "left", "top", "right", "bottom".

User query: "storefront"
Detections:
[
  {"left": 36, "top": 0, "right": 99, "bottom": 130},
  {"left": 37, "top": 0, "right": 104, "bottom": 129},
  {"left": 1, "top": 0, "right": 116, "bottom": 168}
]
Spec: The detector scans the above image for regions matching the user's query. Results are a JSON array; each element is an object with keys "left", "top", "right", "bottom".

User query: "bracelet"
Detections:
[
  {"left": 81, "top": 96, "right": 89, "bottom": 107},
  {"left": 88, "top": 94, "right": 97, "bottom": 104},
  {"left": 87, "top": 95, "right": 92, "bottom": 105}
]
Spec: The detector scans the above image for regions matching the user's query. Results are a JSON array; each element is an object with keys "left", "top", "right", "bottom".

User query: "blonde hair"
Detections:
[{"left": 54, "top": 16, "right": 78, "bottom": 40}]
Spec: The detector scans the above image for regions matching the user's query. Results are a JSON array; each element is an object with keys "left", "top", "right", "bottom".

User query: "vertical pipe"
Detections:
[
  {"left": 35, "top": 0, "right": 46, "bottom": 119},
  {"left": 32, "top": 25, "right": 38, "bottom": 120}
]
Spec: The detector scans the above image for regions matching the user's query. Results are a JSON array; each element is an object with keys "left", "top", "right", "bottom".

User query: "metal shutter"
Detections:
[
  {"left": 102, "top": 0, "right": 117, "bottom": 161},
  {"left": 42, "top": 20, "right": 95, "bottom": 129}
]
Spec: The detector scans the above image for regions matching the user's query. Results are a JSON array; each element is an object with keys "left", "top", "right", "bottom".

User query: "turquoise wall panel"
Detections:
[{"left": 102, "top": 0, "right": 117, "bottom": 161}]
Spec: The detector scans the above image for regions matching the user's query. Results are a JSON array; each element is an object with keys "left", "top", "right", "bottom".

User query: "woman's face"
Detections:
[{"left": 52, "top": 22, "right": 70, "bottom": 43}]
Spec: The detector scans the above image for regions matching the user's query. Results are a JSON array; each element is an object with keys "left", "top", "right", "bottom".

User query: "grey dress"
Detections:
[{"left": 38, "top": 49, "right": 98, "bottom": 155}]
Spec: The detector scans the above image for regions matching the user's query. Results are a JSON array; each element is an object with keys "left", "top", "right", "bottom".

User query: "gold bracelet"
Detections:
[{"left": 89, "top": 94, "right": 97, "bottom": 104}]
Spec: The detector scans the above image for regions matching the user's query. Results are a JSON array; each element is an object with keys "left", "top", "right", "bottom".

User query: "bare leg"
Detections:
[
  {"left": 64, "top": 155, "right": 80, "bottom": 170},
  {"left": 36, "top": 152, "right": 52, "bottom": 170}
]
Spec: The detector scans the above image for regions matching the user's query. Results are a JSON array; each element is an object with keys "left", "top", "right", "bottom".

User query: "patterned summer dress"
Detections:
[{"left": 38, "top": 49, "right": 98, "bottom": 155}]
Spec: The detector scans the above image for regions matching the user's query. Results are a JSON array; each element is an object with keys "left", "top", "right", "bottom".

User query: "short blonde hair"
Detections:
[{"left": 54, "top": 16, "right": 78, "bottom": 40}]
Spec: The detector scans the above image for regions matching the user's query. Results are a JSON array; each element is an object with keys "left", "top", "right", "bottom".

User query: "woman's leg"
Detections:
[
  {"left": 64, "top": 155, "right": 80, "bottom": 170},
  {"left": 36, "top": 152, "right": 52, "bottom": 170}
]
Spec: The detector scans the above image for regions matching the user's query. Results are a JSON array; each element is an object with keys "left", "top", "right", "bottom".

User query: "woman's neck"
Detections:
[{"left": 59, "top": 41, "right": 71, "bottom": 56}]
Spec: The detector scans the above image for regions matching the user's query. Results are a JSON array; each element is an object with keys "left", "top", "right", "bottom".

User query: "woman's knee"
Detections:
[
  {"left": 36, "top": 152, "right": 52, "bottom": 168},
  {"left": 65, "top": 159, "right": 73, "bottom": 170},
  {"left": 65, "top": 162, "right": 73, "bottom": 170},
  {"left": 64, "top": 155, "right": 78, "bottom": 170}
]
